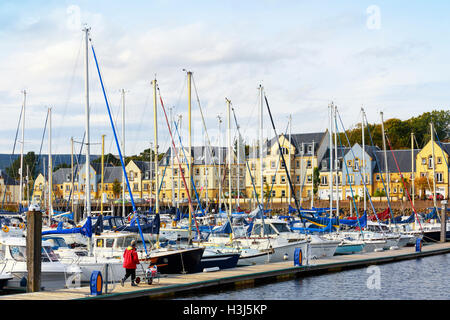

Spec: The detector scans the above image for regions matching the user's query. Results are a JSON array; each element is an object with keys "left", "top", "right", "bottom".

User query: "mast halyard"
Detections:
[{"left": 152, "top": 78, "right": 160, "bottom": 248}]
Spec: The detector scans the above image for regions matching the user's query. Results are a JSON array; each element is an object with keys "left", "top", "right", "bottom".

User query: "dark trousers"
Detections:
[{"left": 123, "top": 268, "right": 136, "bottom": 283}]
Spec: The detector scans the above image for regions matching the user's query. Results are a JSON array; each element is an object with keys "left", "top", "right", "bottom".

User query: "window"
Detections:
[
  {"left": 307, "top": 145, "right": 312, "bottom": 153},
  {"left": 263, "top": 176, "right": 267, "bottom": 183},
  {"left": 428, "top": 156, "right": 433, "bottom": 169},
  {"left": 281, "top": 176, "right": 286, "bottom": 184},
  {"left": 320, "top": 176, "right": 328, "bottom": 185},
  {"left": 376, "top": 174, "right": 380, "bottom": 181},
  {"left": 271, "top": 161, "right": 276, "bottom": 169},
  {"left": 271, "top": 190, "right": 276, "bottom": 197},
  {"left": 133, "top": 183, "right": 139, "bottom": 191},
  {"left": 347, "top": 175, "right": 354, "bottom": 184},
  {"left": 307, "top": 175, "right": 312, "bottom": 183},
  {"left": 296, "top": 175, "right": 300, "bottom": 183},
  {"left": 436, "top": 172, "right": 443, "bottom": 183},
  {"left": 143, "top": 183, "right": 149, "bottom": 191},
  {"left": 307, "top": 160, "right": 312, "bottom": 168},
  {"left": 296, "top": 161, "right": 300, "bottom": 168},
  {"left": 106, "top": 239, "right": 114, "bottom": 248},
  {"left": 281, "top": 190, "right": 286, "bottom": 197},
  {"left": 195, "top": 168, "right": 200, "bottom": 175},
  {"left": 354, "top": 158, "right": 360, "bottom": 171},
  {"left": 174, "top": 168, "right": 178, "bottom": 175},
  {"left": 421, "top": 158, "right": 426, "bottom": 165},
  {"left": 437, "top": 157, "right": 442, "bottom": 164},
  {"left": 347, "top": 160, "right": 352, "bottom": 167}
]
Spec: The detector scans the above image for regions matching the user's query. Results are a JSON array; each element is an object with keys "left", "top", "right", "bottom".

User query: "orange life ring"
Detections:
[
  {"left": 160, "top": 222, "right": 166, "bottom": 228},
  {"left": 2, "top": 225, "right": 9, "bottom": 233},
  {"left": 19, "top": 223, "right": 25, "bottom": 230}
]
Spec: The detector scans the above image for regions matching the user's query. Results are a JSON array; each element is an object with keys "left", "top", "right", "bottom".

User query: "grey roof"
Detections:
[
  {"left": 289, "top": 132, "right": 327, "bottom": 156},
  {"left": 132, "top": 160, "right": 155, "bottom": 172},
  {"left": 52, "top": 168, "right": 73, "bottom": 185},
  {"left": 161, "top": 146, "right": 229, "bottom": 165},
  {"left": 373, "top": 149, "right": 420, "bottom": 174},
  {"left": 103, "top": 166, "right": 123, "bottom": 184},
  {"left": 248, "top": 132, "right": 326, "bottom": 158}
]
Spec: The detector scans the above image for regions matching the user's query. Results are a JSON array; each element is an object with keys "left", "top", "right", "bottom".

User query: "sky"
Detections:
[{"left": 0, "top": 0, "right": 449, "bottom": 159}]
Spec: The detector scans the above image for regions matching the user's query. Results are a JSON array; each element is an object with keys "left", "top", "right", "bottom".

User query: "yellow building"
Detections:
[
  {"left": 415, "top": 140, "right": 449, "bottom": 199},
  {"left": 246, "top": 132, "right": 327, "bottom": 207},
  {"left": 0, "top": 169, "right": 20, "bottom": 204},
  {"left": 159, "top": 146, "right": 244, "bottom": 208}
]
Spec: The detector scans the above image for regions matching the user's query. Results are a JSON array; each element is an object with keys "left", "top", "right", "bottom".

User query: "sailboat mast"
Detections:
[
  {"left": 71, "top": 137, "right": 74, "bottom": 215},
  {"left": 152, "top": 78, "right": 160, "bottom": 247},
  {"left": 19, "top": 90, "right": 26, "bottom": 210},
  {"left": 83, "top": 26, "right": 91, "bottom": 220},
  {"left": 101, "top": 134, "right": 105, "bottom": 215},
  {"left": 226, "top": 98, "right": 232, "bottom": 241},
  {"left": 259, "top": 85, "right": 264, "bottom": 209},
  {"left": 311, "top": 140, "right": 314, "bottom": 209},
  {"left": 288, "top": 114, "right": 292, "bottom": 208},
  {"left": 177, "top": 115, "right": 182, "bottom": 211},
  {"left": 411, "top": 132, "right": 415, "bottom": 207},
  {"left": 237, "top": 129, "right": 240, "bottom": 208},
  {"left": 170, "top": 107, "right": 175, "bottom": 208},
  {"left": 361, "top": 107, "right": 367, "bottom": 213},
  {"left": 334, "top": 104, "right": 339, "bottom": 218},
  {"left": 329, "top": 103, "right": 333, "bottom": 218},
  {"left": 217, "top": 115, "right": 222, "bottom": 212},
  {"left": 431, "top": 122, "right": 437, "bottom": 209},
  {"left": 187, "top": 71, "right": 192, "bottom": 242},
  {"left": 121, "top": 88, "right": 126, "bottom": 217},
  {"left": 48, "top": 107, "right": 53, "bottom": 224},
  {"left": 380, "top": 111, "right": 390, "bottom": 203}
]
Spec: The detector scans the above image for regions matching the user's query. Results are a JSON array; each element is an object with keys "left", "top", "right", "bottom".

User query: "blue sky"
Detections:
[{"left": 0, "top": 1, "right": 449, "bottom": 158}]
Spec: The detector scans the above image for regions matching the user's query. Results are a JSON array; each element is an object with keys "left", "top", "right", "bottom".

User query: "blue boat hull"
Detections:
[
  {"left": 335, "top": 244, "right": 365, "bottom": 255},
  {"left": 196, "top": 253, "right": 240, "bottom": 272}
]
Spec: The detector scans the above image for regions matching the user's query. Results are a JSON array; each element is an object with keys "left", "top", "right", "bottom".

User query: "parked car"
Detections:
[{"left": 427, "top": 193, "right": 444, "bottom": 200}]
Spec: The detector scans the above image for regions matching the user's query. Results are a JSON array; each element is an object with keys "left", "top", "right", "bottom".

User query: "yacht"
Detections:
[{"left": 0, "top": 237, "right": 82, "bottom": 290}]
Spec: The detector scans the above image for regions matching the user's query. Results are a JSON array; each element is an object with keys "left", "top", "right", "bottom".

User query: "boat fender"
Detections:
[
  {"left": 1, "top": 225, "right": 9, "bottom": 233},
  {"left": 374, "top": 248, "right": 384, "bottom": 252},
  {"left": 283, "top": 253, "right": 289, "bottom": 260},
  {"left": 389, "top": 246, "right": 399, "bottom": 250},
  {"left": 203, "top": 267, "right": 220, "bottom": 272},
  {"left": 171, "top": 221, "right": 177, "bottom": 227}
]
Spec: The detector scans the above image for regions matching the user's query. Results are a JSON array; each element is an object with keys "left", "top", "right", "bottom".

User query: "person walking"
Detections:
[{"left": 121, "top": 239, "right": 140, "bottom": 286}]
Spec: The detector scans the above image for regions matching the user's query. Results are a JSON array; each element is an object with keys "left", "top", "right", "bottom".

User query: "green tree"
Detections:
[
  {"left": 313, "top": 167, "right": 320, "bottom": 196},
  {"left": 6, "top": 151, "right": 38, "bottom": 180},
  {"left": 53, "top": 163, "right": 70, "bottom": 172},
  {"left": 92, "top": 153, "right": 121, "bottom": 166},
  {"left": 112, "top": 179, "right": 122, "bottom": 199}
]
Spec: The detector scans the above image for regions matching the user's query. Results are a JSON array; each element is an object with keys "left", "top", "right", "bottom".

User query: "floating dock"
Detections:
[{"left": 1, "top": 242, "right": 449, "bottom": 300}]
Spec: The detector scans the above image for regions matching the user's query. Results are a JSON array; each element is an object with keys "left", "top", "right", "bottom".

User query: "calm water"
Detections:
[{"left": 174, "top": 253, "right": 450, "bottom": 300}]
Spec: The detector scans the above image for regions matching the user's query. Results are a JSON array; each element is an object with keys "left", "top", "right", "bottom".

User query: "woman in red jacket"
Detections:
[{"left": 120, "top": 240, "right": 140, "bottom": 286}]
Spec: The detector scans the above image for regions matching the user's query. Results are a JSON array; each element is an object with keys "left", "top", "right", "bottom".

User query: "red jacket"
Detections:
[{"left": 123, "top": 246, "right": 140, "bottom": 269}]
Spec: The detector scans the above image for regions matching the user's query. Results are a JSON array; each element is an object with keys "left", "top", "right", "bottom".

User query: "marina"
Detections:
[
  {"left": 0, "top": 242, "right": 448, "bottom": 300},
  {"left": 0, "top": 2, "right": 450, "bottom": 306}
]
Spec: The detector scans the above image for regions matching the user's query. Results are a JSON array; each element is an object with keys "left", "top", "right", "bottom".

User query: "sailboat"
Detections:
[{"left": 203, "top": 89, "right": 309, "bottom": 265}]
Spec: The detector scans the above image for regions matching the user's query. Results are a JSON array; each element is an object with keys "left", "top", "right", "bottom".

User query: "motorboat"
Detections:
[
  {"left": 42, "top": 235, "right": 132, "bottom": 284},
  {"left": 206, "top": 218, "right": 309, "bottom": 264},
  {"left": 0, "top": 237, "right": 82, "bottom": 290},
  {"left": 90, "top": 231, "right": 204, "bottom": 274}
]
